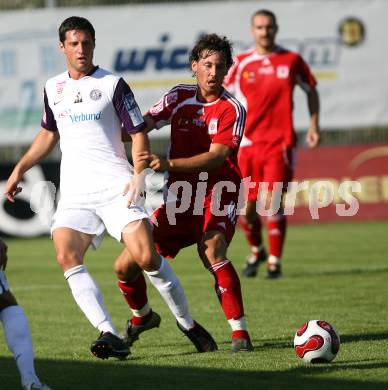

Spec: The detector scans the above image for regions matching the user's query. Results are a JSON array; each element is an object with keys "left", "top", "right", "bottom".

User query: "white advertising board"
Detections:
[{"left": 0, "top": 0, "right": 385, "bottom": 145}]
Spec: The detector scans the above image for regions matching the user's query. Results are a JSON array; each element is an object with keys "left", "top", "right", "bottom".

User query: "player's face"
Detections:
[
  {"left": 191, "top": 50, "right": 228, "bottom": 101},
  {"left": 60, "top": 29, "right": 95, "bottom": 78},
  {"left": 251, "top": 14, "right": 277, "bottom": 53}
]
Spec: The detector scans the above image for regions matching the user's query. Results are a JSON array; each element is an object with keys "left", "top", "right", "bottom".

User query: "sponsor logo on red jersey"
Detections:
[
  {"left": 165, "top": 91, "right": 178, "bottom": 106},
  {"left": 208, "top": 118, "right": 218, "bottom": 134},
  {"left": 232, "top": 135, "right": 240, "bottom": 146},
  {"left": 259, "top": 66, "right": 274, "bottom": 75},
  {"left": 150, "top": 98, "right": 164, "bottom": 115},
  {"left": 277, "top": 65, "right": 290, "bottom": 78}
]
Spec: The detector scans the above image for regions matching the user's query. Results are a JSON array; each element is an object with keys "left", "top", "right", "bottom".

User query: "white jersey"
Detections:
[{"left": 41, "top": 66, "right": 146, "bottom": 197}]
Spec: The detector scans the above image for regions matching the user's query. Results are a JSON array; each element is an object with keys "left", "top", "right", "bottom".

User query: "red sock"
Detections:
[
  {"left": 118, "top": 273, "right": 149, "bottom": 324},
  {"left": 211, "top": 260, "right": 244, "bottom": 320},
  {"left": 239, "top": 216, "right": 263, "bottom": 249},
  {"left": 232, "top": 330, "right": 250, "bottom": 340},
  {"left": 267, "top": 212, "right": 287, "bottom": 257},
  {"left": 130, "top": 311, "right": 153, "bottom": 326}
]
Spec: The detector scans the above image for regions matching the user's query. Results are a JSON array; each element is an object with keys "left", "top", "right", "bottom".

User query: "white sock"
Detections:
[
  {"left": 268, "top": 255, "right": 281, "bottom": 265},
  {"left": 145, "top": 257, "right": 194, "bottom": 330},
  {"left": 64, "top": 265, "right": 117, "bottom": 335},
  {"left": 131, "top": 303, "right": 151, "bottom": 318},
  {"left": 228, "top": 316, "right": 248, "bottom": 331},
  {"left": 251, "top": 244, "right": 264, "bottom": 255},
  {"left": 0, "top": 305, "right": 41, "bottom": 387}
]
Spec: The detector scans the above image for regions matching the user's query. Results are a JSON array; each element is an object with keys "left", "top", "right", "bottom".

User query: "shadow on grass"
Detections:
[
  {"left": 241, "top": 332, "right": 388, "bottom": 352},
  {"left": 340, "top": 332, "right": 388, "bottom": 343},
  {"left": 288, "top": 266, "right": 388, "bottom": 278},
  {"left": 1, "top": 356, "right": 388, "bottom": 390},
  {"left": 245, "top": 331, "right": 388, "bottom": 351}
]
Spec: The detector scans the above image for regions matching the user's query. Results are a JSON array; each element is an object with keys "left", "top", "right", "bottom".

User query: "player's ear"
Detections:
[
  {"left": 191, "top": 60, "right": 198, "bottom": 74},
  {"left": 59, "top": 41, "right": 65, "bottom": 52}
]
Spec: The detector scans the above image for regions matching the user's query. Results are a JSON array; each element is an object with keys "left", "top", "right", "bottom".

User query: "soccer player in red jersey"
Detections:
[
  {"left": 115, "top": 33, "right": 253, "bottom": 352},
  {"left": 224, "top": 9, "right": 321, "bottom": 279}
]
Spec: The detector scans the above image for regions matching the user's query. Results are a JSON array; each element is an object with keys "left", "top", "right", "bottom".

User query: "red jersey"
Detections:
[
  {"left": 148, "top": 84, "right": 245, "bottom": 197},
  {"left": 224, "top": 46, "right": 316, "bottom": 147}
]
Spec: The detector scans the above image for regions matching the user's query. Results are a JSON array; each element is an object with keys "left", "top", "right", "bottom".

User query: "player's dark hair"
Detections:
[
  {"left": 59, "top": 16, "right": 95, "bottom": 43},
  {"left": 251, "top": 9, "right": 277, "bottom": 27},
  {"left": 189, "top": 33, "right": 233, "bottom": 70}
]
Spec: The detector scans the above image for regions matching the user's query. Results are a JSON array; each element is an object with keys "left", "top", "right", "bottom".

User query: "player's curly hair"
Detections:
[
  {"left": 59, "top": 16, "right": 95, "bottom": 43},
  {"left": 189, "top": 33, "right": 233, "bottom": 70}
]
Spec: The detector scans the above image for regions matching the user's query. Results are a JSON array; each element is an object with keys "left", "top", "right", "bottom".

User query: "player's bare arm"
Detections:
[
  {"left": 122, "top": 130, "right": 151, "bottom": 203},
  {"left": 305, "top": 86, "right": 320, "bottom": 148},
  {"left": 137, "top": 143, "right": 232, "bottom": 173},
  {"left": 0, "top": 238, "right": 8, "bottom": 271},
  {"left": 4, "top": 128, "right": 59, "bottom": 202}
]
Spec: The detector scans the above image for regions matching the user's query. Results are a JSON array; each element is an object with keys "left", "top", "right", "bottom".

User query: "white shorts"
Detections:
[
  {"left": 51, "top": 186, "right": 149, "bottom": 249},
  {"left": 0, "top": 271, "right": 9, "bottom": 295}
]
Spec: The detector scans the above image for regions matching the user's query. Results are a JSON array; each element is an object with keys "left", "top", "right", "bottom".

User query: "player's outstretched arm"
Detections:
[
  {"left": 305, "top": 86, "right": 320, "bottom": 148},
  {"left": 137, "top": 143, "right": 231, "bottom": 173},
  {"left": 167, "top": 143, "right": 231, "bottom": 172},
  {"left": 4, "top": 128, "right": 59, "bottom": 202}
]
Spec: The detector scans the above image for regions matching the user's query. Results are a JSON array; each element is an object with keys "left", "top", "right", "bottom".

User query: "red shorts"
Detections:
[
  {"left": 238, "top": 142, "right": 295, "bottom": 202},
  {"left": 152, "top": 191, "right": 238, "bottom": 258}
]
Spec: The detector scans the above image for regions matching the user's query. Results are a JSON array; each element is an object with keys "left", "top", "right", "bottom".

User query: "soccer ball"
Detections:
[{"left": 294, "top": 320, "right": 340, "bottom": 363}]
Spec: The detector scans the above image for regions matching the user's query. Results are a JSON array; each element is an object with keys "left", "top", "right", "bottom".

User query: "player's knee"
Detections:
[
  {"left": 245, "top": 201, "right": 258, "bottom": 223},
  {"left": 199, "top": 232, "right": 227, "bottom": 265},
  {"left": 56, "top": 250, "right": 82, "bottom": 270},
  {"left": 134, "top": 249, "right": 157, "bottom": 271},
  {"left": 264, "top": 190, "right": 284, "bottom": 214},
  {"left": 0, "top": 290, "right": 18, "bottom": 311},
  {"left": 114, "top": 253, "right": 140, "bottom": 280},
  {"left": 114, "top": 263, "right": 126, "bottom": 280}
]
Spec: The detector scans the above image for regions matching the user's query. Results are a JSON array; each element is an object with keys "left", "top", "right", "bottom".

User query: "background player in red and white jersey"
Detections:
[
  {"left": 0, "top": 239, "right": 51, "bottom": 390},
  {"left": 115, "top": 34, "right": 253, "bottom": 352},
  {"left": 224, "top": 9, "right": 320, "bottom": 279}
]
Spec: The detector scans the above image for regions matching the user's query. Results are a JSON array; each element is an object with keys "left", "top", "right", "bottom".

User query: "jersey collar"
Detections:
[{"left": 67, "top": 65, "right": 99, "bottom": 79}]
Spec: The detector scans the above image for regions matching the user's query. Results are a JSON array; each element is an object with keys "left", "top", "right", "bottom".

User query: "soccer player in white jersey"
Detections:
[
  {"left": 0, "top": 239, "right": 51, "bottom": 390},
  {"left": 5, "top": 16, "right": 215, "bottom": 359}
]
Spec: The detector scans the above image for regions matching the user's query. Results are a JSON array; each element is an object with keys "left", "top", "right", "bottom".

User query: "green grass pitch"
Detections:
[{"left": 1, "top": 220, "right": 388, "bottom": 389}]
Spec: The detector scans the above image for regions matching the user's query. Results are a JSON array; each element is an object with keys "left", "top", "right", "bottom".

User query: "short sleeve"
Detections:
[
  {"left": 147, "top": 87, "right": 180, "bottom": 129},
  {"left": 212, "top": 101, "right": 245, "bottom": 150},
  {"left": 113, "top": 78, "right": 146, "bottom": 134},
  {"left": 41, "top": 88, "right": 58, "bottom": 132},
  {"left": 295, "top": 55, "right": 317, "bottom": 91}
]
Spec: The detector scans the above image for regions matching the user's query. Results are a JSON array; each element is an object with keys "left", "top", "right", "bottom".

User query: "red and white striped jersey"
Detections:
[
  {"left": 148, "top": 84, "right": 245, "bottom": 188},
  {"left": 224, "top": 46, "right": 316, "bottom": 148}
]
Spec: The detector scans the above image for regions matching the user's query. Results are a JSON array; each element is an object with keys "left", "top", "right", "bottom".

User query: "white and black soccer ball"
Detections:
[{"left": 294, "top": 320, "right": 340, "bottom": 363}]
